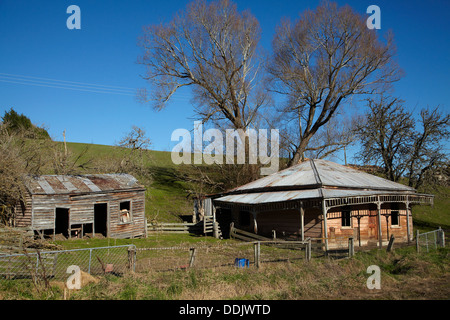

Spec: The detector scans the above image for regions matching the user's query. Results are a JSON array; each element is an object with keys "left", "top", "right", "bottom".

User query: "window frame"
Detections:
[
  {"left": 341, "top": 207, "right": 352, "bottom": 228},
  {"left": 390, "top": 203, "right": 400, "bottom": 227},
  {"left": 119, "top": 200, "right": 132, "bottom": 224}
]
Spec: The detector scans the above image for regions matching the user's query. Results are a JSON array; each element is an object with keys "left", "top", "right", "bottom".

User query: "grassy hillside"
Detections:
[
  {"left": 413, "top": 186, "right": 450, "bottom": 232},
  {"left": 66, "top": 142, "right": 195, "bottom": 223}
]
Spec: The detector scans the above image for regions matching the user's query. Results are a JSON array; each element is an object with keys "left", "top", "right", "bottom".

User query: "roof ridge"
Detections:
[{"left": 310, "top": 159, "right": 323, "bottom": 186}]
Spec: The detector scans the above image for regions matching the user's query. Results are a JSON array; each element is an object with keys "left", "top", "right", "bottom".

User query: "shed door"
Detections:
[
  {"left": 94, "top": 203, "right": 108, "bottom": 237},
  {"left": 55, "top": 208, "right": 70, "bottom": 237}
]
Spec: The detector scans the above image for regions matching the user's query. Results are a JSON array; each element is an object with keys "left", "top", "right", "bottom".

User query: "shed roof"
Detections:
[{"left": 24, "top": 174, "right": 145, "bottom": 195}]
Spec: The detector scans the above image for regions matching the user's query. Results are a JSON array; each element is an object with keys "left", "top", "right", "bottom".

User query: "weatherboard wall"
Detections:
[{"left": 15, "top": 190, "right": 146, "bottom": 239}]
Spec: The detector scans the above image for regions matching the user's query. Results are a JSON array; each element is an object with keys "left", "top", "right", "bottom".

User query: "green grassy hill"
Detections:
[{"left": 66, "top": 142, "right": 196, "bottom": 223}]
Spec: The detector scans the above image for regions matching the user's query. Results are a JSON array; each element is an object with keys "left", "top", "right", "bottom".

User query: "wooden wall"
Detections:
[
  {"left": 14, "top": 193, "right": 32, "bottom": 228},
  {"left": 15, "top": 190, "right": 146, "bottom": 239},
  {"left": 230, "top": 202, "right": 412, "bottom": 245},
  {"left": 322, "top": 203, "right": 411, "bottom": 245}
]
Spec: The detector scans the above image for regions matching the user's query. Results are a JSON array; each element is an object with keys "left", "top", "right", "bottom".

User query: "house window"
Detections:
[
  {"left": 341, "top": 208, "right": 351, "bottom": 227},
  {"left": 120, "top": 201, "right": 132, "bottom": 223},
  {"left": 391, "top": 204, "right": 399, "bottom": 226}
]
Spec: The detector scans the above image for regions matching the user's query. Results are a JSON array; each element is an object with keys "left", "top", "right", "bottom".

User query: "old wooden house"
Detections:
[
  {"left": 14, "top": 174, "right": 146, "bottom": 239},
  {"left": 202, "top": 160, "right": 434, "bottom": 249}
]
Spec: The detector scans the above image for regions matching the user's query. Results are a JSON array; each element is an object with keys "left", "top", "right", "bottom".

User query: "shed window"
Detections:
[
  {"left": 341, "top": 209, "right": 351, "bottom": 227},
  {"left": 120, "top": 201, "right": 132, "bottom": 223},
  {"left": 391, "top": 204, "right": 399, "bottom": 226}
]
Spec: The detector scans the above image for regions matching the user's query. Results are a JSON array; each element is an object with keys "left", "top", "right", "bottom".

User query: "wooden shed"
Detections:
[
  {"left": 14, "top": 174, "right": 146, "bottom": 239},
  {"left": 207, "top": 160, "right": 434, "bottom": 249}
]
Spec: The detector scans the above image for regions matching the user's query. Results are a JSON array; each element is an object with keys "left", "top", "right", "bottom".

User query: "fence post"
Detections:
[
  {"left": 189, "top": 247, "right": 197, "bottom": 268},
  {"left": 387, "top": 235, "right": 395, "bottom": 252},
  {"left": 305, "top": 239, "right": 311, "bottom": 262},
  {"left": 88, "top": 249, "right": 93, "bottom": 274},
  {"left": 254, "top": 241, "right": 260, "bottom": 268},
  {"left": 438, "top": 227, "right": 445, "bottom": 247},
  {"left": 348, "top": 237, "right": 354, "bottom": 258},
  {"left": 128, "top": 246, "right": 136, "bottom": 272},
  {"left": 416, "top": 230, "right": 420, "bottom": 253}
]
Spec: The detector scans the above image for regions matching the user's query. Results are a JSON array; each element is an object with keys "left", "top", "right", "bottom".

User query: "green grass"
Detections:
[
  {"left": 412, "top": 186, "right": 450, "bottom": 232},
  {"left": 52, "top": 233, "right": 227, "bottom": 250}
]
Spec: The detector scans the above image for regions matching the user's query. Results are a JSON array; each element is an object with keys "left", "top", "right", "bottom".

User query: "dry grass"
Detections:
[{"left": 1, "top": 244, "right": 448, "bottom": 300}]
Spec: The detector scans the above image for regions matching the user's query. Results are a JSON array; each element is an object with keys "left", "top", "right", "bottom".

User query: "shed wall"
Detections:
[{"left": 24, "top": 190, "right": 145, "bottom": 239}]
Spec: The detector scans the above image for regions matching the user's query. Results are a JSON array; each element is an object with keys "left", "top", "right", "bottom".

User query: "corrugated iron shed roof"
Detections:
[
  {"left": 232, "top": 159, "right": 415, "bottom": 193},
  {"left": 24, "top": 174, "right": 145, "bottom": 195}
]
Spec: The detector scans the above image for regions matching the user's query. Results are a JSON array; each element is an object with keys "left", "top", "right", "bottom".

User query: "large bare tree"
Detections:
[
  {"left": 269, "top": 1, "right": 402, "bottom": 166},
  {"left": 137, "top": 0, "right": 267, "bottom": 131}
]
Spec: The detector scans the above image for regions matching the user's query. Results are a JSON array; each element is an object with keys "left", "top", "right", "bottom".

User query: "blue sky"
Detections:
[{"left": 0, "top": 0, "right": 449, "bottom": 164}]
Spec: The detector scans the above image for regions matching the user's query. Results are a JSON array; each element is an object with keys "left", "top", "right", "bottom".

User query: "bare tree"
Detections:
[
  {"left": 354, "top": 95, "right": 449, "bottom": 187},
  {"left": 117, "top": 125, "right": 151, "bottom": 151},
  {"left": 113, "top": 126, "right": 153, "bottom": 184},
  {"left": 354, "top": 95, "right": 414, "bottom": 181},
  {"left": 269, "top": 1, "right": 401, "bottom": 166},
  {"left": 137, "top": 0, "right": 268, "bottom": 131},
  {"left": 406, "top": 107, "right": 449, "bottom": 189}
]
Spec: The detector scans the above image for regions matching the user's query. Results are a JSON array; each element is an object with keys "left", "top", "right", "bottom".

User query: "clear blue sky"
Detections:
[{"left": 0, "top": 0, "right": 449, "bottom": 164}]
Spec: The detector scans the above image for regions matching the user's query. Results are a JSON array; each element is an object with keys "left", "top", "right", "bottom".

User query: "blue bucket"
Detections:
[{"left": 234, "top": 258, "right": 249, "bottom": 268}]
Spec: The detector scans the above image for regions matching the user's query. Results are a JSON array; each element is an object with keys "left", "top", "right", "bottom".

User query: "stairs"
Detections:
[{"left": 203, "top": 216, "right": 223, "bottom": 239}]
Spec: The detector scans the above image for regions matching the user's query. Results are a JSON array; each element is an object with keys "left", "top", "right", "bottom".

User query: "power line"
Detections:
[
  {"left": 0, "top": 79, "right": 136, "bottom": 96},
  {"left": 0, "top": 72, "right": 136, "bottom": 91},
  {"left": 0, "top": 72, "right": 193, "bottom": 100}
]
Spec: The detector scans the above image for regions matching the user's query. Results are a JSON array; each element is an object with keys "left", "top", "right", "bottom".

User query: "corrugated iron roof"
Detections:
[
  {"left": 214, "top": 188, "right": 417, "bottom": 205},
  {"left": 215, "top": 189, "right": 321, "bottom": 204},
  {"left": 232, "top": 159, "right": 415, "bottom": 193},
  {"left": 25, "top": 174, "right": 145, "bottom": 195},
  {"left": 212, "top": 159, "right": 426, "bottom": 205}
]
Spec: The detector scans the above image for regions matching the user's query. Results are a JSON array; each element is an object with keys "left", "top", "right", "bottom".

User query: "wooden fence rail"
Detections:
[{"left": 147, "top": 219, "right": 217, "bottom": 236}]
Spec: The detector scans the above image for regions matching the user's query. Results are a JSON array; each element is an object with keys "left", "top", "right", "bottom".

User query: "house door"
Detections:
[
  {"left": 369, "top": 213, "right": 378, "bottom": 240},
  {"left": 94, "top": 203, "right": 108, "bottom": 237},
  {"left": 55, "top": 208, "right": 70, "bottom": 237}
]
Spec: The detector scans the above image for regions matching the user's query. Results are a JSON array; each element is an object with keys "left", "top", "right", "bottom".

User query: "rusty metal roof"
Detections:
[
  {"left": 232, "top": 159, "right": 416, "bottom": 193},
  {"left": 214, "top": 188, "right": 415, "bottom": 205},
  {"left": 24, "top": 174, "right": 145, "bottom": 195},
  {"left": 213, "top": 159, "right": 423, "bottom": 205}
]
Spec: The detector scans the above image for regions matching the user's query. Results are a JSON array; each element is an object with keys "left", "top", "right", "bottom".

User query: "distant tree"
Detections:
[
  {"left": 406, "top": 107, "right": 449, "bottom": 189},
  {"left": 0, "top": 122, "right": 53, "bottom": 225},
  {"left": 354, "top": 95, "right": 414, "bottom": 182},
  {"left": 354, "top": 95, "right": 449, "bottom": 187},
  {"left": 114, "top": 126, "right": 152, "bottom": 184},
  {"left": 117, "top": 125, "right": 151, "bottom": 151},
  {"left": 1, "top": 108, "right": 50, "bottom": 139},
  {"left": 269, "top": 1, "right": 401, "bottom": 166}
]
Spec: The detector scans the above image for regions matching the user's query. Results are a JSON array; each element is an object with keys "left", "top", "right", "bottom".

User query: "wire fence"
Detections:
[
  {"left": 416, "top": 228, "right": 446, "bottom": 253},
  {"left": 0, "top": 238, "right": 355, "bottom": 287},
  {"left": 134, "top": 240, "right": 329, "bottom": 273},
  {"left": 0, "top": 245, "right": 136, "bottom": 281}
]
